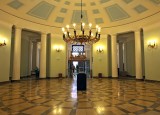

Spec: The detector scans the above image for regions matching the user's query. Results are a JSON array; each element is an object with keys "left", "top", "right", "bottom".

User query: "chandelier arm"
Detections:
[
  {"left": 89, "top": 30, "right": 91, "bottom": 36},
  {"left": 74, "top": 30, "right": 76, "bottom": 38},
  {"left": 62, "top": 0, "right": 101, "bottom": 45}
]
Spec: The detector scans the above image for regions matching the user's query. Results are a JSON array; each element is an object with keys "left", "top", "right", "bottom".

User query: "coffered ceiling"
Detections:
[{"left": 0, "top": 0, "right": 160, "bottom": 28}]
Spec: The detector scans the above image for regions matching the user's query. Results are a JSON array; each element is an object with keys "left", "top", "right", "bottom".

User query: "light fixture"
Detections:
[
  {"left": 148, "top": 40, "right": 156, "bottom": 48},
  {"left": 0, "top": 40, "right": 6, "bottom": 46},
  {"left": 97, "top": 46, "right": 104, "bottom": 53},
  {"left": 54, "top": 45, "right": 63, "bottom": 52},
  {"left": 62, "top": 0, "right": 101, "bottom": 45}
]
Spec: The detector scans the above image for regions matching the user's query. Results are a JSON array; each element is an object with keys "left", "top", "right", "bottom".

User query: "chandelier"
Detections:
[{"left": 62, "top": 0, "right": 101, "bottom": 44}]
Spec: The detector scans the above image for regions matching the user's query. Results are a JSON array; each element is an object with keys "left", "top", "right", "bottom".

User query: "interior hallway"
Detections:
[{"left": 0, "top": 78, "right": 160, "bottom": 115}]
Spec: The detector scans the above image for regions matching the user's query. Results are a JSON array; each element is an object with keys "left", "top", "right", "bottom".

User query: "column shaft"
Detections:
[
  {"left": 12, "top": 27, "right": 22, "bottom": 80},
  {"left": 135, "top": 30, "right": 142, "bottom": 79},
  {"left": 111, "top": 35, "right": 118, "bottom": 77},
  {"left": 40, "top": 33, "right": 47, "bottom": 78}
]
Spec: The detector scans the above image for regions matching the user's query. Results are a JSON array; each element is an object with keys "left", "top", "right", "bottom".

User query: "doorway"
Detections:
[{"left": 68, "top": 60, "right": 90, "bottom": 77}]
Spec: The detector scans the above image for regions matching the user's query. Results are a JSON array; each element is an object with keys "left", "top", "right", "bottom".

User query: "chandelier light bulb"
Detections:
[
  {"left": 89, "top": 23, "right": 92, "bottom": 29},
  {"left": 73, "top": 23, "right": 76, "bottom": 29},
  {"left": 91, "top": 33, "right": 94, "bottom": 36},
  {"left": 62, "top": 28, "right": 65, "bottom": 32},
  {"left": 98, "top": 27, "right": 101, "bottom": 33},
  {"left": 66, "top": 25, "right": 70, "bottom": 30},
  {"left": 82, "top": 23, "right": 85, "bottom": 28}
]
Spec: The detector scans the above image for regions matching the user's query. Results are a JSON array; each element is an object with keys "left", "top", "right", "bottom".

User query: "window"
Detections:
[{"left": 72, "top": 45, "right": 84, "bottom": 52}]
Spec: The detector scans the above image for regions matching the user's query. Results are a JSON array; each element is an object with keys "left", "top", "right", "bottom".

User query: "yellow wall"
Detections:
[
  {"left": 144, "top": 23, "right": 160, "bottom": 81},
  {"left": 92, "top": 37, "right": 108, "bottom": 77},
  {"left": 49, "top": 34, "right": 67, "bottom": 77},
  {"left": 0, "top": 21, "right": 12, "bottom": 82}
]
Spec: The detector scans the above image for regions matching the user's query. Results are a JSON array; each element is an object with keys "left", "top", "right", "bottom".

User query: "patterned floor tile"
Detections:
[
  {"left": 131, "top": 100, "right": 154, "bottom": 107},
  {"left": 8, "top": 102, "right": 34, "bottom": 111},
  {"left": 118, "top": 103, "right": 144, "bottom": 113},
  {"left": 140, "top": 110, "right": 160, "bottom": 115},
  {"left": 47, "top": 108, "right": 72, "bottom": 115},
  {"left": 0, "top": 77, "right": 160, "bottom": 115},
  {"left": 22, "top": 106, "right": 50, "bottom": 115}
]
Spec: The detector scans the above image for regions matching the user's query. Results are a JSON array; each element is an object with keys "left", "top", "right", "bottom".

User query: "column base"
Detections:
[{"left": 11, "top": 80, "right": 20, "bottom": 82}]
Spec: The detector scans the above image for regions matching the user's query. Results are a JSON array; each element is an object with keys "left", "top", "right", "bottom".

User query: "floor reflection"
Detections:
[{"left": 0, "top": 78, "right": 160, "bottom": 115}]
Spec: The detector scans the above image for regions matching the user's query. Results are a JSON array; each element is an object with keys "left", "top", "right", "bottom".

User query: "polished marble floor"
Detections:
[{"left": 0, "top": 77, "right": 160, "bottom": 115}]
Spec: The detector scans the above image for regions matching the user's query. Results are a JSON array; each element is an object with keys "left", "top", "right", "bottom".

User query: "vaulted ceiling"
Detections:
[{"left": 0, "top": 0, "right": 160, "bottom": 28}]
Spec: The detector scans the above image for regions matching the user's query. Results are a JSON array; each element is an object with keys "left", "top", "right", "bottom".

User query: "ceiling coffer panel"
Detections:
[
  {"left": 27, "top": 1, "right": 55, "bottom": 20},
  {"left": 8, "top": 0, "right": 23, "bottom": 9},
  {"left": 54, "top": 0, "right": 61, "bottom": 2},
  {"left": 55, "top": 17, "right": 64, "bottom": 23},
  {"left": 134, "top": 5, "right": 148, "bottom": 14},
  {"left": 100, "top": 0, "right": 111, "bottom": 4},
  {"left": 71, "top": 10, "right": 88, "bottom": 24},
  {"left": 93, "top": 9, "right": 100, "bottom": 14},
  {"left": 75, "top": 3, "right": 86, "bottom": 6},
  {"left": 123, "top": 0, "right": 133, "bottom": 4},
  {"left": 60, "top": 8, "right": 68, "bottom": 13},
  {"left": 150, "top": 0, "right": 160, "bottom": 4},
  {"left": 95, "top": 18, "right": 104, "bottom": 24},
  {"left": 105, "top": 4, "right": 130, "bottom": 22},
  {"left": 64, "top": 1, "right": 70, "bottom": 5},
  {"left": 90, "top": 2, "right": 96, "bottom": 6}
]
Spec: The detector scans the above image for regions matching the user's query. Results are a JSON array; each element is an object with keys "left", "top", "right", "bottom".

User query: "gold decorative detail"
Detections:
[
  {"left": 0, "top": 40, "right": 6, "bottom": 47},
  {"left": 148, "top": 40, "right": 156, "bottom": 48},
  {"left": 62, "top": 0, "right": 101, "bottom": 44}
]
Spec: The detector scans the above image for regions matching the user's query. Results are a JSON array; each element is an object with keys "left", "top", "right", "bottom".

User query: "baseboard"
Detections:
[
  {"left": 127, "top": 75, "right": 136, "bottom": 77},
  {"left": 46, "top": 77, "right": 60, "bottom": 79},
  {"left": 144, "top": 79, "right": 160, "bottom": 82},
  {"left": 20, "top": 75, "right": 30, "bottom": 78},
  {"left": 0, "top": 81, "right": 10, "bottom": 84},
  {"left": 108, "top": 76, "right": 112, "bottom": 78},
  {"left": 110, "top": 76, "right": 119, "bottom": 79},
  {"left": 11, "top": 80, "right": 20, "bottom": 82},
  {"left": 92, "top": 76, "right": 114, "bottom": 78},
  {"left": 38, "top": 78, "right": 47, "bottom": 80}
]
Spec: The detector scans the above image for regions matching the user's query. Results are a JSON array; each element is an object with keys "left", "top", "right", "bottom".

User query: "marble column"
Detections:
[
  {"left": 12, "top": 27, "right": 22, "bottom": 80},
  {"left": 111, "top": 34, "right": 118, "bottom": 77},
  {"left": 40, "top": 33, "right": 47, "bottom": 78},
  {"left": 135, "top": 30, "right": 142, "bottom": 79}
]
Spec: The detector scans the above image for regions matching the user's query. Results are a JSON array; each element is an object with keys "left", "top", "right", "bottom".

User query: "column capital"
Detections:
[
  {"left": 14, "top": 25, "right": 22, "bottom": 30},
  {"left": 134, "top": 28, "right": 141, "bottom": 33},
  {"left": 41, "top": 32, "right": 48, "bottom": 35},
  {"left": 110, "top": 34, "right": 117, "bottom": 37}
]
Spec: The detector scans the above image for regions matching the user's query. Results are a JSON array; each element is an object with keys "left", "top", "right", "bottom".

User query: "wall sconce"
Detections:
[
  {"left": 54, "top": 45, "right": 63, "bottom": 52},
  {"left": 97, "top": 46, "right": 104, "bottom": 53},
  {"left": 148, "top": 40, "right": 156, "bottom": 48},
  {"left": 0, "top": 40, "right": 6, "bottom": 47}
]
